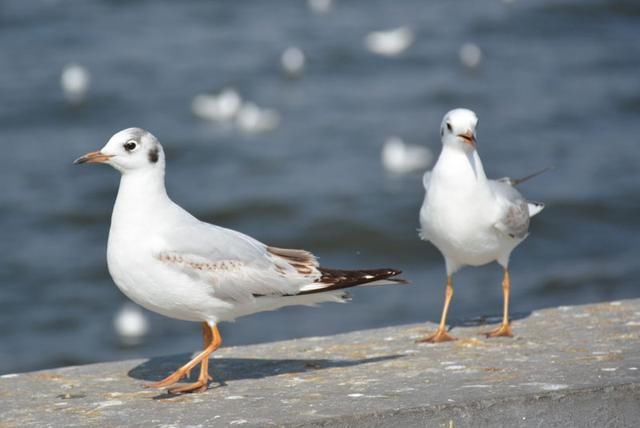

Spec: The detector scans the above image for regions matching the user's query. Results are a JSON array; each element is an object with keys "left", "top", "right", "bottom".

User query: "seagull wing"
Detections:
[
  {"left": 417, "top": 171, "right": 432, "bottom": 241},
  {"left": 422, "top": 170, "right": 432, "bottom": 193},
  {"left": 156, "top": 221, "right": 321, "bottom": 303},
  {"left": 489, "top": 179, "right": 533, "bottom": 239}
]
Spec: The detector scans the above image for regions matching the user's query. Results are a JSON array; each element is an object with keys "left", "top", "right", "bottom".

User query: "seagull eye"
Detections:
[
  {"left": 124, "top": 140, "right": 137, "bottom": 152},
  {"left": 446, "top": 122, "right": 452, "bottom": 132}
]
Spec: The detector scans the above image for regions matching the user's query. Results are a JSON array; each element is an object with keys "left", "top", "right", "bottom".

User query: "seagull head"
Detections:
[
  {"left": 440, "top": 108, "right": 478, "bottom": 151},
  {"left": 74, "top": 128, "right": 164, "bottom": 174}
]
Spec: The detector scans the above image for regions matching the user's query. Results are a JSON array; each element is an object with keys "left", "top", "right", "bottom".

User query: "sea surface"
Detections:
[{"left": 1, "top": 0, "right": 639, "bottom": 374}]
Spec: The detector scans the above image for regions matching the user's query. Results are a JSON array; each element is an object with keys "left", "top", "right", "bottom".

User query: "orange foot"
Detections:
[
  {"left": 147, "top": 371, "right": 214, "bottom": 395},
  {"left": 166, "top": 375, "right": 213, "bottom": 395},
  {"left": 416, "top": 329, "right": 457, "bottom": 343},
  {"left": 147, "top": 368, "right": 191, "bottom": 390},
  {"left": 483, "top": 323, "right": 513, "bottom": 338}
]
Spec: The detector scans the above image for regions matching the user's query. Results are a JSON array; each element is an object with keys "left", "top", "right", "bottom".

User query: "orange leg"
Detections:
[
  {"left": 148, "top": 322, "right": 222, "bottom": 394},
  {"left": 417, "top": 275, "right": 457, "bottom": 343},
  {"left": 484, "top": 269, "right": 513, "bottom": 338}
]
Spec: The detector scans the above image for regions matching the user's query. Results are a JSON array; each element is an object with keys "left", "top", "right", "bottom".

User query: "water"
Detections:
[{"left": 1, "top": 0, "right": 639, "bottom": 374}]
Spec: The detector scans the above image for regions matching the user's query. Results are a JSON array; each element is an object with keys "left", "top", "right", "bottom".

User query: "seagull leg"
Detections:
[
  {"left": 417, "top": 276, "right": 456, "bottom": 343},
  {"left": 484, "top": 269, "right": 513, "bottom": 338},
  {"left": 148, "top": 322, "right": 222, "bottom": 393}
]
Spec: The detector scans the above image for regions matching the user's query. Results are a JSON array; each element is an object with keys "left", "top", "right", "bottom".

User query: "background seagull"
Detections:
[
  {"left": 418, "top": 109, "right": 544, "bottom": 343},
  {"left": 74, "top": 128, "right": 405, "bottom": 394}
]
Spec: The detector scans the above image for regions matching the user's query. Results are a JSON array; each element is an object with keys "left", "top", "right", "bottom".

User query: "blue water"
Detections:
[{"left": 1, "top": 0, "right": 639, "bottom": 374}]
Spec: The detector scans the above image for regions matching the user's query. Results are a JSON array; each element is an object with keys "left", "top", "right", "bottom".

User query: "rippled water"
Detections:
[{"left": 1, "top": 0, "right": 639, "bottom": 374}]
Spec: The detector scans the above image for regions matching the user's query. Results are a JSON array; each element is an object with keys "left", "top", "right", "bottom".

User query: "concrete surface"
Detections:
[{"left": 1, "top": 299, "right": 639, "bottom": 427}]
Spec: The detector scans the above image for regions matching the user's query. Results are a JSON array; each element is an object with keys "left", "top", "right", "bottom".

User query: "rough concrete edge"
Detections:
[
  {"left": 2, "top": 299, "right": 631, "bottom": 378},
  {"left": 285, "top": 382, "right": 640, "bottom": 428}
]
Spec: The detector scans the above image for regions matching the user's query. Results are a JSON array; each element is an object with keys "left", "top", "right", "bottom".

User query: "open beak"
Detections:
[
  {"left": 73, "top": 151, "right": 112, "bottom": 165},
  {"left": 457, "top": 130, "right": 476, "bottom": 147}
]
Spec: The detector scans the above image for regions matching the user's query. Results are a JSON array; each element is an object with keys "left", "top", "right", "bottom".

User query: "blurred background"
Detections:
[{"left": 1, "top": 0, "right": 639, "bottom": 374}]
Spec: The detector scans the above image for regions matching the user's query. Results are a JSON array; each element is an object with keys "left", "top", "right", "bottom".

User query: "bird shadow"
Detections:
[
  {"left": 128, "top": 353, "right": 402, "bottom": 400},
  {"left": 448, "top": 310, "right": 532, "bottom": 330}
]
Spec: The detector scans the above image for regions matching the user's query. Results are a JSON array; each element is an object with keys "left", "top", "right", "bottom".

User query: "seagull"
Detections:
[
  {"left": 381, "top": 136, "right": 433, "bottom": 175},
  {"left": 113, "top": 302, "right": 149, "bottom": 346},
  {"left": 74, "top": 128, "right": 406, "bottom": 394},
  {"left": 61, "top": 63, "right": 91, "bottom": 104},
  {"left": 458, "top": 42, "right": 483, "bottom": 69},
  {"left": 235, "top": 102, "right": 280, "bottom": 134},
  {"left": 281, "top": 46, "right": 306, "bottom": 78},
  {"left": 365, "top": 26, "right": 414, "bottom": 57},
  {"left": 418, "top": 109, "right": 544, "bottom": 343},
  {"left": 191, "top": 88, "right": 242, "bottom": 123}
]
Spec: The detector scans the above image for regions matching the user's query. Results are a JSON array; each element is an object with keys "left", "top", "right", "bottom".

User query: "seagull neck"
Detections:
[
  {"left": 115, "top": 167, "right": 169, "bottom": 211},
  {"left": 438, "top": 145, "right": 488, "bottom": 183}
]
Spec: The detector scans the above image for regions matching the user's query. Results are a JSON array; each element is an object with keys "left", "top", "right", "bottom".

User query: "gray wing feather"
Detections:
[
  {"left": 156, "top": 220, "right": 316, "bottom": 302},
  {"left": 418, "top": 171, "right": 432, "bottom": 241},
  {"left": 423, "top": 171, "right": 432, "bottom": 192},
  {"left": 489, "top": 180, "right": 531, "bottom": 239}
]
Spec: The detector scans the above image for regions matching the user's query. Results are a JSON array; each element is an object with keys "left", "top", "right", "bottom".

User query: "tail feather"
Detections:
[
  {"left": 528, "top": 201, "right": 545, "bottom": 217},
  {"left": 297, "top": 267, "right": 407, "bottom": 296}
]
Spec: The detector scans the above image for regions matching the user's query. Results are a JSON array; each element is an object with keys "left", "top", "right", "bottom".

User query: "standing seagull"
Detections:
[
  {"left": 418, "top": 109, "right": 543, "bottom": 343},
  {"left": 75, "top": 128, "right": 405, "bottom": 394}
]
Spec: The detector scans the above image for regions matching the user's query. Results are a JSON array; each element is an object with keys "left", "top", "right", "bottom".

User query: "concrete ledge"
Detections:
[{"left": 1, "top": 299, "right": 639, "bottom": 427}]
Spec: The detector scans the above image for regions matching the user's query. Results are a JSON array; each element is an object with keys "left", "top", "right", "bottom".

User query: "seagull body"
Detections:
[
  {"left": 75, "top": 128, "right": 404, "bottom": 393},
  {"left": 418, "top": 109, "right": 543, "bottom": 342}
]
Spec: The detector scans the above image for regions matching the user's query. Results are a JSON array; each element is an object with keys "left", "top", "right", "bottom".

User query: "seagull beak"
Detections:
[
  {"left": 73, "top": 150, "right": 113, "bottom": 165},
  {"left": 458, "top": 130, "right": 476, "bottom": 147}
]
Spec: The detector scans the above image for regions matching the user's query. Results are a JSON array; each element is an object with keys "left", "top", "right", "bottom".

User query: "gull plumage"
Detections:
[
  {"left": 75, "top": 128, "right": 405, "bottom": 393},
  {"left": 418, "top": 108, "right": 543, "bottom": 342}
]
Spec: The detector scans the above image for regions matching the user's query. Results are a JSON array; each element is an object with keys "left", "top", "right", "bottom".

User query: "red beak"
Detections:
[
  {"left": 73, "top": 151, "right": 112, "bottom": 164},
  {"left": 458, "top": 130, "right": 476, "bottom": 146}
]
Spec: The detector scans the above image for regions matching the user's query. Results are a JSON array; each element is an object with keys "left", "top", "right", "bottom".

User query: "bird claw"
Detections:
[
  {"left": 167, "top": 379, "right": 210, "bottom": 395},
  {"left": 147, "top": 370, "right": 188, "bottom": 389},
  {"left": 416, "top": 330, "right": 457, "bottom": 343},
  {"left": 483, "top": 324, "right": 513, "bottom": 338}
]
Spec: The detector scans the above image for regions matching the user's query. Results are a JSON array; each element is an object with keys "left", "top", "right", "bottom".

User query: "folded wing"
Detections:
[
  {"left": 490, "top": 179, "right": 544, "bottom": 239},
  {"left": 157, "top": 220, "right": 404, "bottom": 304}
]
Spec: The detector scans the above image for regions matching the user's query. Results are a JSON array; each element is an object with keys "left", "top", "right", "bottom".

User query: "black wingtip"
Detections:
[
  {"left": 296, "top": 267, "right": 408, "bottom": 296},
  {"left": 512, "top": 167, "right": 554, "bottom": 186},
  {"left": 381, "top": 268, "right": 409, "bottom": 284}
]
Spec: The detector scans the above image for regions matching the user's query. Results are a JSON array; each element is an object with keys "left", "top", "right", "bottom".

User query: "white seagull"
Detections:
[
  {"left": 365, "top": 26, "right": 414, "bottom": 57},
  {"left": 75, "top": 128, "right": 405, "bottom": 394},
  {"left": 418, "top": 109, "right": 544, "bottom": 343}
]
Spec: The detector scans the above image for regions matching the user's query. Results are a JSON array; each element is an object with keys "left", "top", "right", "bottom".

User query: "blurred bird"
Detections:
[
  {"left": 418, "top": 109, "right": 544, "bottom": 342},
  {"left": 113, "top": 302, "right": 149, "bottom": 346},
  {"left": 75, "top": 128, "right": 406, "bottom": 393},
  {"left": 365, "top": 26, "right": 414, "bottom": 57},
  {"left": 61, "top": 63, "right": 90, "bottom": 104},
  {"left": 281, "top": 46, "right": 306, "bottom": 78},
  {"left": 235, "top": 102, "right": 280, "bottom": 134},
  {"left": 191, "top": 88, "right": 242, "bottom": 123},
  {"left": 459, "top": 43, "right": 482, "bottom": 69},
  {"left": 382, "top": 136, "right": 433, "bottom": 175},
  {"left": 308, "top": 0, "right": 334, "bottom": 15}
]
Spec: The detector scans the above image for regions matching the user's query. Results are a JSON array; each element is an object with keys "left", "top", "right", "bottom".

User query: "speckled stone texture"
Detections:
[{"left": 1, "top": 299, "right": 639, "bottom": 427}]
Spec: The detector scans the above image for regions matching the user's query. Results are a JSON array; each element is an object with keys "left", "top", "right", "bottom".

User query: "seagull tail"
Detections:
[
  {"left": 528, "top": 201, "right": 545, "bottom": 217},
  {"left": 297, "top": 268, "right": 408, "bottom": 296}
]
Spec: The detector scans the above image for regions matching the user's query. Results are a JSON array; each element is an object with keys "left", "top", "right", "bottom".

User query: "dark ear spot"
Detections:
[
  {"left": 148, "top": 147, "right": 159, "bottom": 163},
  {"left": 440, "top": 127, "right": 444, "bottom": 137}
]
